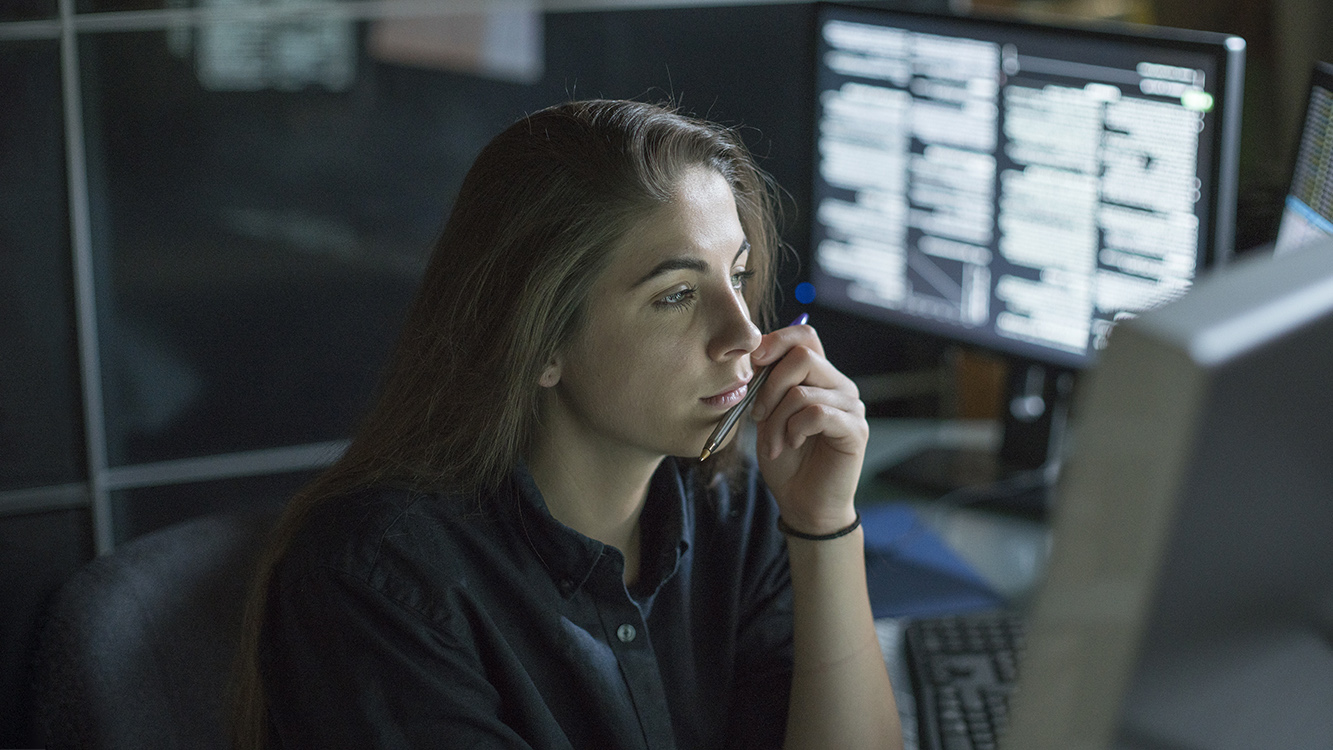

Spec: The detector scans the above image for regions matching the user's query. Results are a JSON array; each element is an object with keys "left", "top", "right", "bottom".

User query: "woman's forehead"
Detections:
[{"left": 601, "top": 169, "right": 748, "bottom": 286}]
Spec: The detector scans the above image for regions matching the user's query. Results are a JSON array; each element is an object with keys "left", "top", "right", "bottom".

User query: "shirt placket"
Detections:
[{"left": 589, "top": 558, "right": 679, "bottom": 750}]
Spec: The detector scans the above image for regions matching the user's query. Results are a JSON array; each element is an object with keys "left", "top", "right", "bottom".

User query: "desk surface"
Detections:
[{"left": 860, "top": 418, "right": 1051, "bottom": 604}]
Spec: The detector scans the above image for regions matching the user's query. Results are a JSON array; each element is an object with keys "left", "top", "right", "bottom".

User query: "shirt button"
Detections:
[{"left": 616, "top": 624, "right": 637, "bottom": 643}]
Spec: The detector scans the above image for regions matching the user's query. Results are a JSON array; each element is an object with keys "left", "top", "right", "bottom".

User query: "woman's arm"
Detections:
[
  {"left": 748, "top": 323, "right": 903, "bottom": 750},
  {"left": 784, "top": 526, "right": 900, "bottom": 749}
]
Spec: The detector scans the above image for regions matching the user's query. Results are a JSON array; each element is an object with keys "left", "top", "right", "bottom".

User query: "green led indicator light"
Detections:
[{"left": 1182, "top": 90, "right": 1214, "bottom": 112}]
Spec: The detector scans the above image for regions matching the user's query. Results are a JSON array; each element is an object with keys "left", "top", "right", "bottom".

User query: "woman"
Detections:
[{"left": 233, "top": 99, "right": 901, "bottom": 749}]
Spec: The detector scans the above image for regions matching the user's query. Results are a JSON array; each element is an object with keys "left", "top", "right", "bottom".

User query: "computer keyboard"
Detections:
[{"left": 904, "top": 610, "right": 1025, "bottom": 750}]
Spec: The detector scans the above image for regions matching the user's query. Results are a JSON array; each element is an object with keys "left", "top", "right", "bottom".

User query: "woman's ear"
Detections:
[{"left": 538, "top": 356, "right": 561, "bottom": 388}]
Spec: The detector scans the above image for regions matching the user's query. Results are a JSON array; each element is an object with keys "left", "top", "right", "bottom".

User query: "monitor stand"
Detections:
[{"left": 876, "top": 362, "right": 1074, "bottom": 520}]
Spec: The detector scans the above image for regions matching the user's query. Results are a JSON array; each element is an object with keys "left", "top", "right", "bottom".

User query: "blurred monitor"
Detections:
[
  {"left": 1273, "top": 61, "right": 1333, "bottom": 256},
  {"left": 1006, "top": 238, "right": 1333, "bottom": 749},
  {"left": 808, "top": 4, "right": 1246, "bottom": 511}
]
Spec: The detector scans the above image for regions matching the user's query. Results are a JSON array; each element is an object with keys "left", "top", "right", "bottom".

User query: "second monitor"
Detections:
[{"left": 808, "top": 4, "right": 1246, "bottom": 507}]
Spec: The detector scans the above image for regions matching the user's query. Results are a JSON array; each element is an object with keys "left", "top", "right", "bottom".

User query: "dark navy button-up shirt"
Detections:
[{"left": 261, "top": 457, "right": 795, "bottom": 749}]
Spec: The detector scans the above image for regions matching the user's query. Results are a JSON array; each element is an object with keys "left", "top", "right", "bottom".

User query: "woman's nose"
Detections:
[{"left": 707, "top": 289, "right": 762, "bottom": 363}]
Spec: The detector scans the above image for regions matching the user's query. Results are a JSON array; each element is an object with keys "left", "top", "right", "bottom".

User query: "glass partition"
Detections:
[
  {"left": 0, "top": 40, "right": 83, "bottom": 491},
  {"left": 78, "top": 4, "right": 817, "bottom": 469},
  {"left": 80, "top": 23, "right": 540, "bottom": 466},
  {"left": 111, "top": 469, "right": 318, "bottom": 543},
  {"left": 0, "top": 0, "right": 55, "bottom": 21}
]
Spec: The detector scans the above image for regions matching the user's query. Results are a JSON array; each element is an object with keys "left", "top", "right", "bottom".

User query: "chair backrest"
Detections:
[{"left": 33, "top": 507, "right": 279, "bottom": 750}]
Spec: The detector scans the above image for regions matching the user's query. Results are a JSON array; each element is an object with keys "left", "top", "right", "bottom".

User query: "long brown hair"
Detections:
[{"left": 231, "top": 99, "right": 783, "bottom": 748}]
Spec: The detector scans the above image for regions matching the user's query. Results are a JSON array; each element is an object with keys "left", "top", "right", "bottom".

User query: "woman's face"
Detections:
[{"left": 540, "top": 166, "right": 763, "bottom": 461}]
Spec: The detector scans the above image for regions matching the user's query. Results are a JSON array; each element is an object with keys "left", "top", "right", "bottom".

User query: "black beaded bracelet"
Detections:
[{"left": 777, "top": 512, "right": 862, "bottom": 541}]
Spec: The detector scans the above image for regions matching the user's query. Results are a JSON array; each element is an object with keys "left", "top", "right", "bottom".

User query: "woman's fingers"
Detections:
[
  {"left": 755, "top": 385, "right": 865, "bottom": 460},
  {"left": 747, "top": 322, "right": 868, "bottom": 527},
  {"left": 750, "top": 322, "right": 825, "bottom": 368},
  {"left": 750, "top": 342, "right": 856, "bottom": 423},
  {"left": 749, "top": 324, "right": 862, "bottom": 460},
  {"left": 754, "top": 387, "right": 867, "bottom": 530}
]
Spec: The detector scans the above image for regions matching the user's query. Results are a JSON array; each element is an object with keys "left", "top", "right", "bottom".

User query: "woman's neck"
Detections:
[{"left": 525, "top": 432, "right": 663, "bottom": 585}]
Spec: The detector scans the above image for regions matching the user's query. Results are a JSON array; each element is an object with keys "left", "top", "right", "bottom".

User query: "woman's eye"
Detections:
[
  {"left": 657, "top": 286, "right": 697, "bottom": 308},
  {"left": 731, "top": 269, "right": 755, "bottom": 290}
]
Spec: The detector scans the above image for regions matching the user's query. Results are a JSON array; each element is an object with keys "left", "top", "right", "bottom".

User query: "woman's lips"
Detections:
[{"left": 702, "top": 381, "right": 749, "bottom": 409}]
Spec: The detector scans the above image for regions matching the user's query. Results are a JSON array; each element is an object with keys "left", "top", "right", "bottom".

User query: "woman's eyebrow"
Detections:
[
  {"left": 630, "top": 241, "right": 751, "bottom": 289},
  {"left": 631, "top": 257, "right": 708, "bottom": 288}
]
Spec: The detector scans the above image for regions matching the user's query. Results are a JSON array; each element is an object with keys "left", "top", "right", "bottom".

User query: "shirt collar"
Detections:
[{"left": 511, "top": 458, "right": 693, "bottom": 600}]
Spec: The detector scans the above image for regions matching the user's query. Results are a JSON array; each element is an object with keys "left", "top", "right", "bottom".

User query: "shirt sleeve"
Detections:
[{"left": 261, "top": 564, "right": 549, "bottom": 750}]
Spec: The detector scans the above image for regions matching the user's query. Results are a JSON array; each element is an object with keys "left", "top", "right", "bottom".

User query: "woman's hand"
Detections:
[{"left": 748, "top": 323, "right": 867, "bottom": 535}]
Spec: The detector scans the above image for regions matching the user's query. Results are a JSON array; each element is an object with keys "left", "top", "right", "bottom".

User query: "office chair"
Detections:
[{"left": 32, "top": 506, "right": 280, "bottom": 750}]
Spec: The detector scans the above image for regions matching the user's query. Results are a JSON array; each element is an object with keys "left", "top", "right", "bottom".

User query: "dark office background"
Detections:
[{"left": 1, "top": 0, "right": 1329, "bottom": 744}]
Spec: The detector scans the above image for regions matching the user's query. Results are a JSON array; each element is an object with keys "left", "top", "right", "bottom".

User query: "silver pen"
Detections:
[{"left": 699, "top": 313, "right": 809, "bottom": 460}]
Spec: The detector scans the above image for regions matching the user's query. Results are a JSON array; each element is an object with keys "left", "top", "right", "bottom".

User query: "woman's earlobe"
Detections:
[{"left": 538, "top": 360, "right": 561, "bottom": 388}]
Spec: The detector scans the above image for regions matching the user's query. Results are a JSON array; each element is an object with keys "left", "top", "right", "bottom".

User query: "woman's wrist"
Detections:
[{"left": 777, "top": 512, "right": 861, "bottom": 541}]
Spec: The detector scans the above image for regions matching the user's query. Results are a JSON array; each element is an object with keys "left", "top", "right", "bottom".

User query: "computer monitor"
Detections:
[
  {"left": 1005, "top": 238, "right": 1333, "bottom": 749},
  {"left": 808, "top": 4, "right": 1246, "bottom": 509},
  {"left": 1273, "top": 61, "right": 1333, "bottom": 256}
]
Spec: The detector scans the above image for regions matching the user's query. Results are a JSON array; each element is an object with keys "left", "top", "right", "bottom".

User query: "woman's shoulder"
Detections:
[{"left": 274, "top": 483, "right": 510, "bottom": 609}]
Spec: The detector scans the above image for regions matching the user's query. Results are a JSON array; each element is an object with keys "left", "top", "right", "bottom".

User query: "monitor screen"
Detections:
[
  {"left": 809, "top": 4, "right": 1245, "bottom": 370},
  {"left": 1005, "top": 238, "right": 1333, "bottom": 749},
  {"left": 1273, "top": 61, "right": 1333, "bottom": 256}
]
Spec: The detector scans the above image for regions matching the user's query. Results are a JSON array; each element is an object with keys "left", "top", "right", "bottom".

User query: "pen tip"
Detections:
[{"left": 699, "top": 448, "right": 712, "bottom": 461}]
